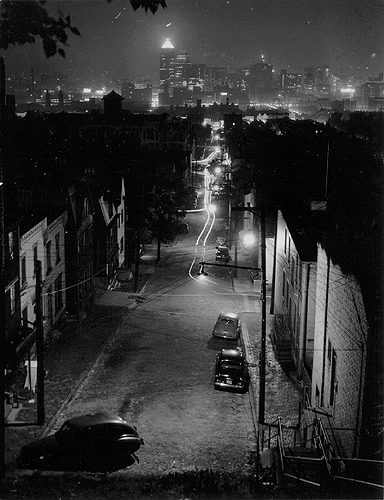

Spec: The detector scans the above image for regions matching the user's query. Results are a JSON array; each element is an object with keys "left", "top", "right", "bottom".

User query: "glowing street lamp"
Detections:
[{"left": 243, "top": 231, "right": 256, "bottom": 247}]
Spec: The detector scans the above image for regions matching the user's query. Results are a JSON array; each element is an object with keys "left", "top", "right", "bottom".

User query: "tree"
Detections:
[
  {"left": 0, "top": 0, "right": 166, "bottom": 58},
  {"left": 145, "top": 186, "right": 181, "bottom": 262}
]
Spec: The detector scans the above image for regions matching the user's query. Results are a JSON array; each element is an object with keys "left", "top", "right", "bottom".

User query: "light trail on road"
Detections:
[{"left": 188, "top": 167, "right": 219, "bottom": 284}]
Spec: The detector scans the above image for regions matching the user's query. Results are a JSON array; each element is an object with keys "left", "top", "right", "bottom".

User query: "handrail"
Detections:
[
  {"left": 333, "top": 475, "right": 384, "bottom": 491},
  {"left": 261, "top": 415, "right": 384, "bottom": 492}
]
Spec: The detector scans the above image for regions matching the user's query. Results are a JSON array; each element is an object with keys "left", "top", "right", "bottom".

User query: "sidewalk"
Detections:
[{"left": 232, "top": 248, "right": 302, "bottom": 431}]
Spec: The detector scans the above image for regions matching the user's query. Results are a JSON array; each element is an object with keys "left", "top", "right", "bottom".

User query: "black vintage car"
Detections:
[
  {"left": 215, "top": 245, "right": 230, "bottom": 262},
  {"left": 16, "top": 412, "right": 144, "bottom": 473},
  {"left": 214, "top": 348, "right": 249, "bottom": 393}
]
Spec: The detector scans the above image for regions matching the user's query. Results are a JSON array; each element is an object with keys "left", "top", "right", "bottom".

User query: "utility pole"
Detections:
[
  {"left": 35, "top": 260, "right": 45, "bottom": 425},
  {"left": 0, "top": 55, "right": 5, "bottom": 482},
  {"left": 134, "top": 183, "right": 144, "bottom": 293},
  {"left": 259, "top": 201, "right": 267, "bottom": 424},
  {"left": 232, "top": 204, "right": 267, "bottom": 423}
]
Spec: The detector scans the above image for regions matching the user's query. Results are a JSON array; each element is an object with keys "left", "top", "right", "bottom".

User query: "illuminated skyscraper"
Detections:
[
  {"left": 159, "top": 39, "right": 175, "bottom": 103},
  {"left": 173, "top": 49, "right": 191, "bottom": 88}
]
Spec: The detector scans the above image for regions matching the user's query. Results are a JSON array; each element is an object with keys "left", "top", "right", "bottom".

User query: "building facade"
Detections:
[{"left": 311, "top": 244, "right": 369, "bottom": 457}]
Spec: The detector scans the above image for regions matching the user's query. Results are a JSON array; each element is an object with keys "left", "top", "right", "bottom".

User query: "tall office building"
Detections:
[
  {"left": 303, "top": 66, "right": 330, "bottom": 95},
  {"left": 280, "top": 70, "right": 302, "bottom": 94},
  {"left": 249, "top": 58, "right": 274, "bottom": 89},
  {"left": 173, "top": 49, "right": 191, "bottom": 88},
  {"left": 159, "top": 39, "right": 175, "bottom": 104}
]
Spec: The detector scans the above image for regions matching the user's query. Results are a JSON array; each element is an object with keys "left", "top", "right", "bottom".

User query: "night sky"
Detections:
[{"left": 2, "top": 0, "right": 384, "bottom": 83}]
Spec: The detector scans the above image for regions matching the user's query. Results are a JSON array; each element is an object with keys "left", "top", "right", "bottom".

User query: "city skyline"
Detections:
[{"left": 1, "top": 0, "right": 383, "bottom": 84}]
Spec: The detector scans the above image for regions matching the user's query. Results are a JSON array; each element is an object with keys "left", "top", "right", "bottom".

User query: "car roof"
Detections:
[
  {"left": 218, "top": 312, "right": 239, "bottom": 321},
  {"left": 66, "top": 412, "right": 126, "bottom": 429},
  {"left": 219, "top": 348, "right": 244, "bottom": 361}
]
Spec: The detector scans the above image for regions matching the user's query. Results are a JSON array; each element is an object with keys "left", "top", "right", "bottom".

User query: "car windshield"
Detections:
[
  {"left": 220, "top": 318, "right": 235, "bottom": 325},
  {"left": 220, "top": 361, "right": 242, "bottom": 370}
]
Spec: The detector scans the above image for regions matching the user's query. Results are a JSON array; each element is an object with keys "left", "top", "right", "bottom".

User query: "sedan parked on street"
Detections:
[
  {"left": 215, "top": 245, "right": 231, "bottom": 262},
  {"left": 212, "top": 312, "right": 241, "bottom": 340},
  {"left": 16, "top": 412, "right": 144, "bottom": 473},
  {"left": 214, "top": 348, "right": 249, "bottom": 393}
]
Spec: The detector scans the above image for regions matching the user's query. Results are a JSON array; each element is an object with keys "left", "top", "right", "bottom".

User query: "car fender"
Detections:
[{"left": 116, "top": 435, "right": 144, "bottom": 453}]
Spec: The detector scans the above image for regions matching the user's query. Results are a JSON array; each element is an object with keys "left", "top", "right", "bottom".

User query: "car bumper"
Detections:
[{"left": 214, "top": 379, "right": 246, "bottom": 392}]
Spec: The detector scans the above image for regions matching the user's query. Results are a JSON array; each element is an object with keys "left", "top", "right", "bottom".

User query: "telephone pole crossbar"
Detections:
[{"left": 198, "top": 261, "right": 261, "bottom": 272}]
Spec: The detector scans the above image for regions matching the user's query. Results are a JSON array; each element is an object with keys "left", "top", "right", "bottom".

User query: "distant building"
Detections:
[
  {"left": 159, "top": 39, "right": 175, "bottom": 105},
  {"left": 361, "top": 73, "right": 384, "bottom": 107},
  {"left": 121, "top": 81, "right": 152, "bottom": 108},
  {"left": 280, "top": 70, "right": 302, "bottom": 94},
  {"left": 173, "top": 49, "right": 191, "bottom": 89},
  {"left": 303, "top": 66, "right": 331, "bottom": 95},
  {"left": 102, "top": 89, "right": 124, "bottom": 117}
]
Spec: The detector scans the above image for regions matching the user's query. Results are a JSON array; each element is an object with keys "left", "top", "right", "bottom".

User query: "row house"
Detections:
[
  {"left": 91, "top": 174, "right": 126, "bottom": 291},
  {"left": 311, "top": 245, "right": 370, "bottom": 458},
  {"left": 272, "top": 204, "right": 380, "bottom": 461},
  {"left": 273, "top": 206, "right": 324, "bottom": 379},
  {"left": 19, "top": 211, "right": 67, "bottom": 341},
  {"left": 4, "top": 209, "right": 22, "bottom": 371},
  {"left": 65, "top": 178, "right": 95, "bottom": 320},
  {"left": 19, "top": 217, "right": 48, "bottom": 335},
  {"left": 43, "top": 212, "right": 67, "bottom": 333}
]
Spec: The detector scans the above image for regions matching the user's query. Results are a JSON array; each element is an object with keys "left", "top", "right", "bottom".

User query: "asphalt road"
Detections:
[{"left": 47, "top": 208, "right": 258, "bottom": 477}]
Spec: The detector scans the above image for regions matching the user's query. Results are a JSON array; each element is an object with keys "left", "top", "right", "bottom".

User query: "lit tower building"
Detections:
[
  {"left": 159, "top": 39, "right": 175, "bottom": 105},
  {"left": 303, "top": 66, "right": 330, "bottom": 95},
  {"left": 173, "top": 49, "right": 191, "bottom": 88}
]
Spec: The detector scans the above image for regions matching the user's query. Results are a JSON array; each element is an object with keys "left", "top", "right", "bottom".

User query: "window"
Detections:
[
  {"left": 328, "top": 339, "right": 332, "bottom": 362},
  {"left": 46, "top": 241, "right": 52, "bottom": 275},
  {"left": 330, "top": 349, "right": 337, "bottom": 406},
  {"left": 284, "top": 228, "right": 287, "bottom": 254},
  {"left": 282, "top": 271, "right": 286, "bottom": 299},
  {"left": 55, "top": 232, "right": 61, "bottom": 264},
  {"left": 287, "top": 236, "right": 291, "bottom": 264},
  {"left": 108, "top": 201, "right": 113, "bottom": 218},
  {"left": 33, "top": 245, "right": 38, "bottom": 277},
  {"left": 8, "top": 231, "right": 14, "bottom": 259},
  {"left": 6, "top": 281, "right": 16, "bottom": 315},
  {"left": 54, "top": 274, "right": 63, "bottom": 311},
  {"left": 120, "top": 237, "right": 124, "bottom": 253},
  {"left": 21, "top": 255, "right": 27, "bottom": 286},
  {"left": 291, "top": 256, "right": 295, "bottom": 287}
]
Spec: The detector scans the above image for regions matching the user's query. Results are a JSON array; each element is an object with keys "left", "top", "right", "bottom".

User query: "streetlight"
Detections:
[{"left": 242, "top": 230, "right": 256, "bottom": 248}]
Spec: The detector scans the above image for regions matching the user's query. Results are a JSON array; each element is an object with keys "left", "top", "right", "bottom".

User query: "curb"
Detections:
[{"left": 241, "top": 323, "right": 259, "bottom": 438}]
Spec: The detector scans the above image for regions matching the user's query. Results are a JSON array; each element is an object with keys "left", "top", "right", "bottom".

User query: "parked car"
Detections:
[
  {"left": 212, "top": 312, "right": 241, "bottom": 340},
  {"left": 16, "top": 412, "right": 144, "bottom": 473},
  {"left": 214, "top": 348, "right": 249, "bottom": 393},
  {"left": 216, "top": 245, "right": 230, "bottom": 262}
]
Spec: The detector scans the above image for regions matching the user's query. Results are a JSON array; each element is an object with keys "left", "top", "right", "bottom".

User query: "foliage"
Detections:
[
  {"left": 0, "top": 0, "right": 166, "bottom": 58},
  {"left": 227, "top": 118, "right": 382, "bottom": 279},
  {"left": 145, "top": 185, "right": 181, "bottom": 261}
]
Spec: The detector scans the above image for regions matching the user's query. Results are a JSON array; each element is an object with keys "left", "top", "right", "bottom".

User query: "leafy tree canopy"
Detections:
[{"left": 0, "top": 0, "right": 166, "bottom": 58}]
